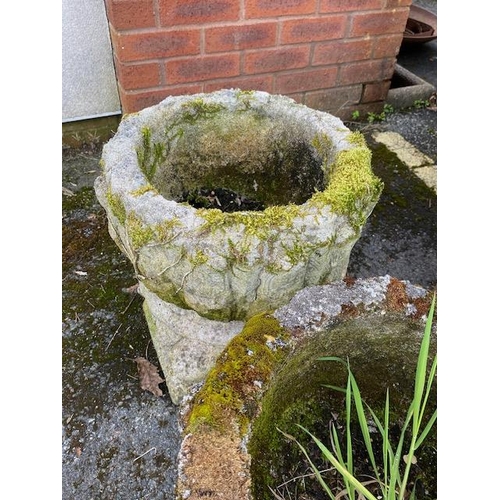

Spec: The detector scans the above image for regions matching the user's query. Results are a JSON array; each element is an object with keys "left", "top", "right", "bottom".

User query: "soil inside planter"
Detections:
[
  {"left": 181, "top": 186, "right": 265, "bottom": 212},
  {"left": 271, "top": 419, "right": 437, "bottom": 500}
]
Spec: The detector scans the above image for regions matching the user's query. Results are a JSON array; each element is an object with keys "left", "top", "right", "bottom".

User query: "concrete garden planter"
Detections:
[{"left": 95, "top": 89, "right": 383, "bottom": 403}]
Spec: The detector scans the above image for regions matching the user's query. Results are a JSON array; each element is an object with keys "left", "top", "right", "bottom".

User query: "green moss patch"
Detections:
[
  {"left": 312, "top": 140, "right": 384, "bottom": 230},
  {"left": 186, "top": 313, "right": 290, "bottom": 435},
  {"left": 106, "top": 189, "right": 126, "bottom": 224}
]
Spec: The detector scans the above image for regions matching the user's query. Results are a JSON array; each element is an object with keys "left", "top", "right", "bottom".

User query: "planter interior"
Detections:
[{"left": 140, "top": 96, "right": 326, "bottom": 208}]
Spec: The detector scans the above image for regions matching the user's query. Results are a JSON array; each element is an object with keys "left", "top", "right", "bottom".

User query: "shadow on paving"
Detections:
[{"left": 347, "top": 133, "right": 437, "bottom": 290}]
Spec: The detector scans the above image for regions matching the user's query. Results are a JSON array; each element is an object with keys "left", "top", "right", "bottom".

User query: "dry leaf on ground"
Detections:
[{"left": 134, "top": 357, "right": 164, "bottom": 397}]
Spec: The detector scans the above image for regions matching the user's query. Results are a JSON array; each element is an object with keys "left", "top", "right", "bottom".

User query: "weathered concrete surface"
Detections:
[
  {"left": 274, "top": 274, "right": 427, "bottom": 331},
  {"left": 139, "top": 283, "right": 244, "bottom": 405}
]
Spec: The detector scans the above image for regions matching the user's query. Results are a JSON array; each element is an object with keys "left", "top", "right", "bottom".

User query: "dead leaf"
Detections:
[
  {"left": 403, "top": 454, "right": 417, "bottom": 465},
  {"left": 134, "top": 357, "right": 164, "bottom": 397},
  {"left": 62, "top": 186, "right": 75, "bottom": 197},
  {"left": 122, "top": 283, "right": 139, "bottom": 294}
]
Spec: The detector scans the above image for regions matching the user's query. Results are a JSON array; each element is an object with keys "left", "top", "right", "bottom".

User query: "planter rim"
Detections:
[{"left": 99, "top": 89, "right": 378, "bottom": 238}]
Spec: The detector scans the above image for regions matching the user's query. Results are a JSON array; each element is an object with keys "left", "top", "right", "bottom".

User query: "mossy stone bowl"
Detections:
[{"left": 95, "top": 89, "right": 382, "bottom": 322}]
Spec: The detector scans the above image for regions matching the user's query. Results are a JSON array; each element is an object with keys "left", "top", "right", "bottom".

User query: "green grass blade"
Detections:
[
  {"left": 416, "top": 354, "right": 437, "bottom": 433},
  {"left": 280, "top": 427, "right": 336, "bottom": 500},
  {"left": 323, "top": 384, "right": 348, "bottom": 394},
  {"left": 383, "top": 389, "right": 390, "bottom": 496},
  {"left": 329, "top": 417, "right": 349, "bottom": 473},
  {"left": 296, "top": 425, "right": 379, "bottom": 500},
  {"left": 318, "top": 356, "right": 349, "bottom": 367},
  {"left": 412, "top": 294, "right": 436, "bottom": 436},
  {"left": 346, "top": 372, "right": 353, "bottom": 476},
  {"left": 329, "top": 421, "right": 355, "bottom": 499},
  {"left": 415, "top": 409, "right": 437, "bottom": 449},
  {"left": 349, "top": 372, "right": 379, "bottom": 476},
  {"left": 400, "top": 294, "right": 436, "bottom": 498}
]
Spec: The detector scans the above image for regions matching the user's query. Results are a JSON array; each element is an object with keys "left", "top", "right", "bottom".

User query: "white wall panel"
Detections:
[{"left": 62, "top": 0, "right": 121, "bottom": 122}]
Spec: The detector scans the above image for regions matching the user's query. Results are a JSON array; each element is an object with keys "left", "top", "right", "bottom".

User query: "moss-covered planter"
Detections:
[
  {"left": 95, "top": 90, "right": 383, "bottom": 403},
  {"left": 95, "top": 90, "right": 382, "bottom": 322}
]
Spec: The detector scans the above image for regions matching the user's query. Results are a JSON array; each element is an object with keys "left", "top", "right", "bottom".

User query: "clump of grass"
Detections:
[{"left": 280, "top": 294, "right": 437, "bottom": 500}]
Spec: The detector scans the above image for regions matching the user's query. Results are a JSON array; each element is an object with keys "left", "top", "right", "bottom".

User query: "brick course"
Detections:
[
  {"left": 104, "top": 0, "right": 410, "bottom": 115},
  {"left": 159, "top": 0, "right": 239, "bottom": 26},
  {"left": 280, "top": 16, "right": 346, "bottom": 44},
  {"left": 111, "top": 29, "right": 200, "bottom": 63},
  {"left": 245, "top": 0, "right": 316, "bottom": 19},
  {"left": 205, "top": 23, "right": 277, "bottom": 53},
  {"left": 244, "top": 46, "right": 310, "bottom": 74}
]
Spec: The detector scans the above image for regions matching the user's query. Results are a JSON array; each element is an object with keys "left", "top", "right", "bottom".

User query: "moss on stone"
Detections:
[
  {"left": 346, "top": 130, "right": 366, "bottom": 147},
  {"left": 105, "top": 189, "right": 126, "bottom": 224},
  {"left": 180, "top": 98, "right": 226, "bottom": 123},
  {"left": 136, "top": 126, "right": 168, "bottom": 180},
  {"left": 312, "top": 145, "right": 384, "bottom": 229},
  {"left": 235, "top": 89, "right": 256, "bottom": 109},
  {"left": 155, "top": 218, "right": 181, "bottom": 242},
  {"left": 198, "top": 203, "right": 302, "bottom": 239},
  {"left": 311, "top": 132, "right": 333, "bottom": 162},
  {"left": 130, "top": 184, "right": 158, "bottom": 197},
  {"left": 186, "top": 313, "right": 290, "bottom": 435},
  {"left": 126, "top": 212, "right": 155, "bottom": 249},
  {"left": 189, "top": 249, "right": 209, "bottom": 266}
]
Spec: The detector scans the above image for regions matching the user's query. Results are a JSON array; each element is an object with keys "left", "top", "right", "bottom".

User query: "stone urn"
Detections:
[{"left": 94, "top": 89, "right": 383, "bottom": 403}]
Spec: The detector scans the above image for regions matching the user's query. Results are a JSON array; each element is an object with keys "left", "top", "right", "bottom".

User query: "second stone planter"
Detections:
[{"left": 95, "top": 89, "right": 383, "bottom": 402}]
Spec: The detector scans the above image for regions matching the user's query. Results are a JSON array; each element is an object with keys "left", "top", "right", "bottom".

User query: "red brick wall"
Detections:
[{"left": 104, "top": 0, "right": 411, "bottom": 120}]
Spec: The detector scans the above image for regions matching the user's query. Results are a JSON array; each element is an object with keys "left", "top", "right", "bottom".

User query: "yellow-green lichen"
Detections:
[
  {"left": 198, "top": 204, "right": 303, "bottom": 239},
  {"left": 126, "top": 212, "right": 155, "bottom": 249},
  {"left": 312, "top": 145, "right": 383, "bottom": 229},
  {"left": 106, "top": 189, "right": 126, "bottom": 224},
  {"left": 189, "top": 249, "right": 209, "bottom": 266},
  {"left": 282, "top": 240, "right": 314, "bottom": 266},
  {"left": 235, "top": 89, "right": 256, "bottom": 109},
  {"left": 130, "top": 184, "right": 158, "bottom": 197},
  {"left": 347, "top": 130, "right": 367, "bottom": 147},
  {"left": 154, "top": 218, "right": 181, "bottom": 242},
  {"left": 180, "top": 98, "right": 226, "bottom": 124},
  {"left": 187, "top": 313, "right": 290, "bottom": 435},
  {"left": 226, "top": 238, "right": 251, "bottom": 268},
  {"left": 264, "top": 261, "right": 284, "bottom": 274}
]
